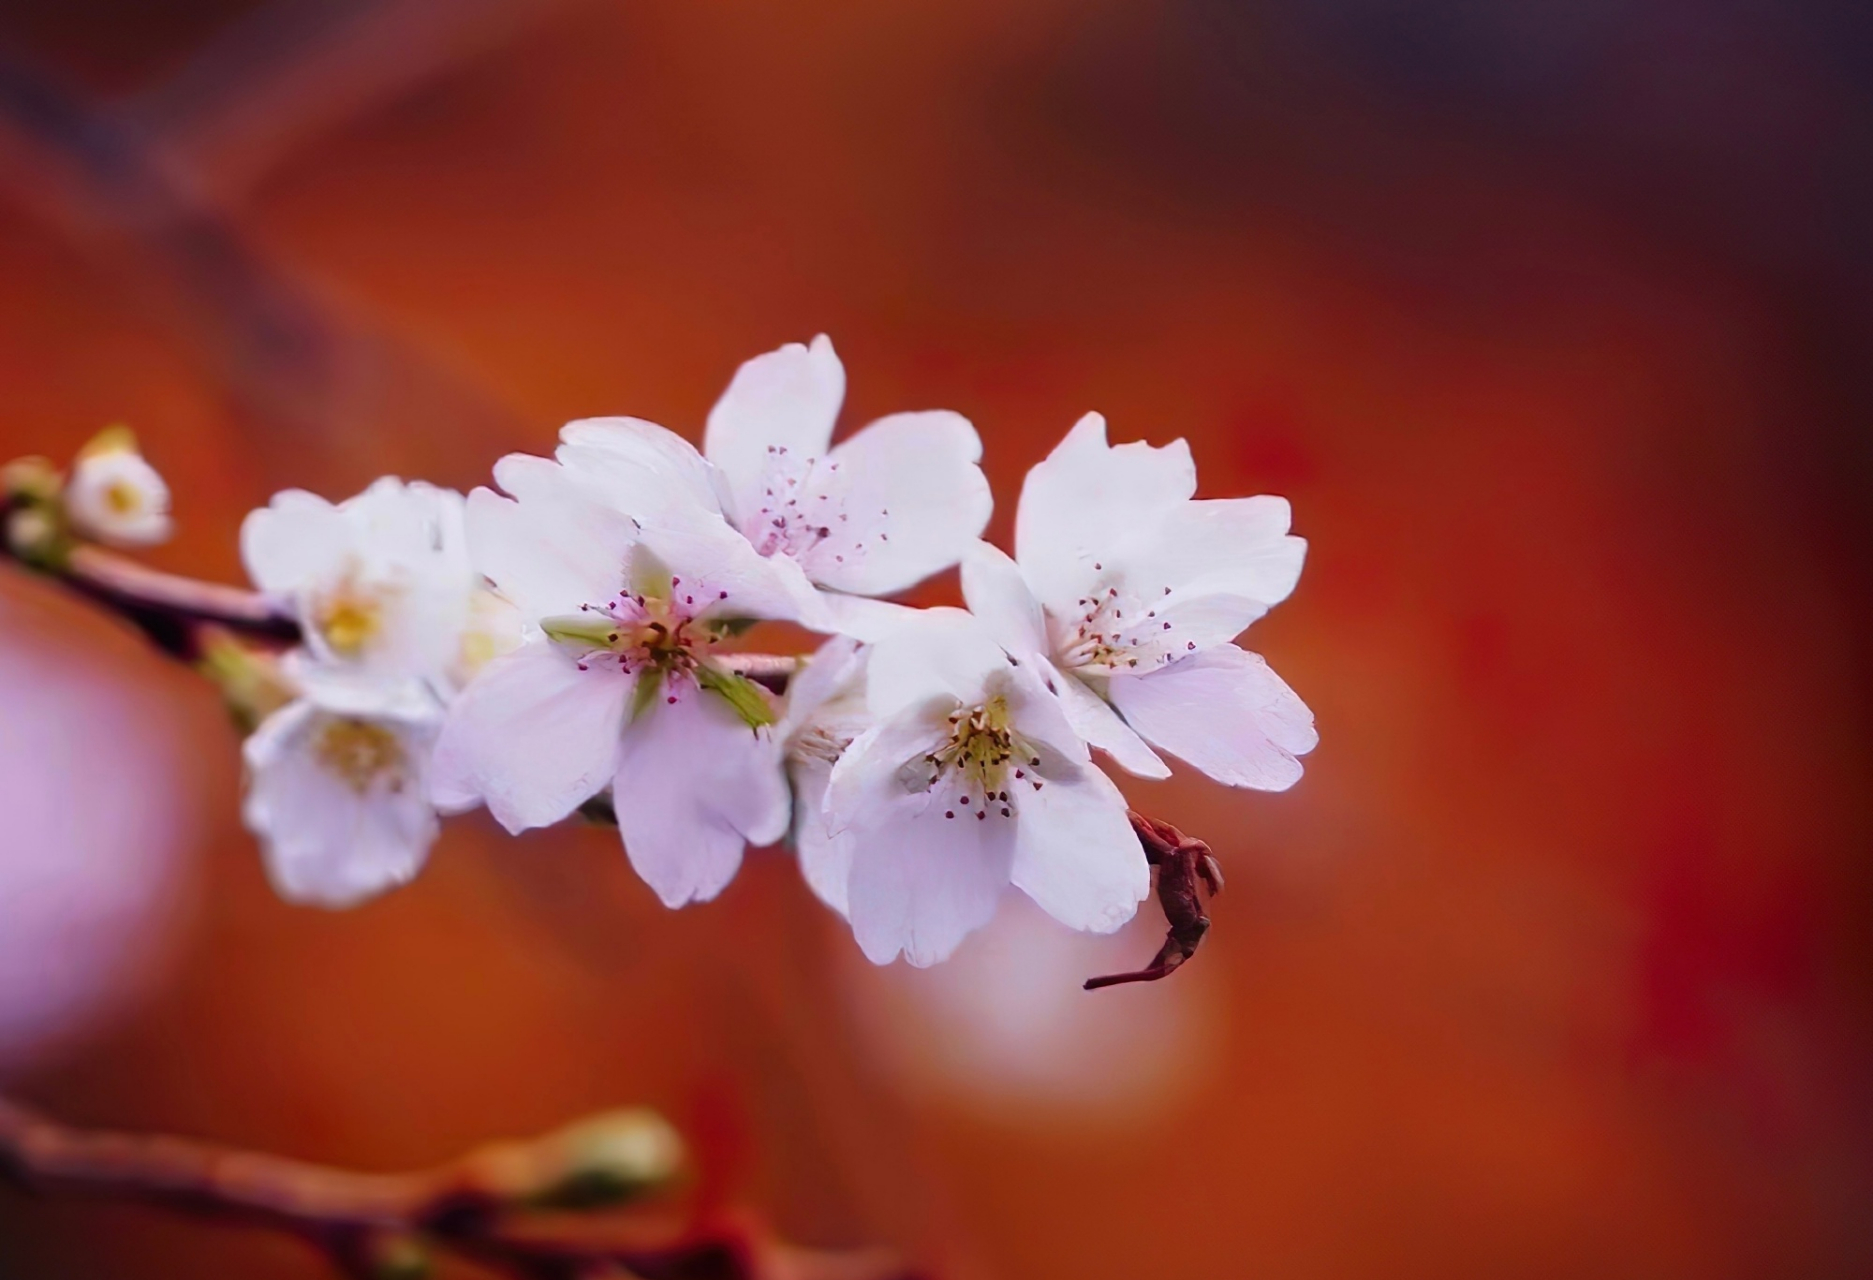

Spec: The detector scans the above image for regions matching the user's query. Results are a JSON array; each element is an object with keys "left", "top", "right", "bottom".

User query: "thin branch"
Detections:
[
  {"left": 1084, "top": 812, "right": 1224, "bottom": 990},
  {"left": 57, "top": 544, "right": 301, "bottom": 659},
  {"left": 0, "top": 1094, "right": 919, "bottom": 1280}
]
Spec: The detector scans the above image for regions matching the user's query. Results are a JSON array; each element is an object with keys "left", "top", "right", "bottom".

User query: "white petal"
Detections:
[
  {"left": 1100, "top": 590, "right": 1281, "bottom": 671},
  {"left": 342, "top": 477, "right": 464, "bottom": 570},
  {"left": 1011, "top": 757, "right": 1147, "bottom": 934},
  {"left": 611, "top": 680, "right": 791, "bottom": 907},
  {"left": 1046, "top": 662, "right": 1170, "bottom": 779},
  {"left": 1014, "top": 413, "right": 1196, "bottom": 615},
  {"left": 790, "top": 756, "right": 852, "bottom": 916},
  {"left": 780, "top": 635, "right": 866, "bottom": 736},
  {"left": 634, "top": 502, "right": 811, "bottom": 625},
  {"left": 429, "top": 641, "right": 629, "bottom": 831},
  {"left": 290, "top": 662, "right": 441, "bottom": 721},
  {"left": 241, "top": 703, "right": 439, "bottom": 908},
  {"left": 1107, "top": 643, "right": 1316, "bottom": 790},
  {"left": 812, "top": 591, "right": 920, "bottom": 642},
  {"left": 467, "top": 459, "right": 642, "bottom": 620},
  {"left": 241, "top": 490, "right": 351, "bottom": 595},
  {"left": 829, "top": 709, "right": 1016, "bottom": 966},
  {"left": 797, "top": 411, "right": 991, "bottom": 595},
  {"left": 847, "top": 798, "right": 1015, "bottom": 966},
  {"left": 556, "top": 417, "right": 725, "bottom": 520},
  {"left": 959, "top": 540, "right": 1047, "bottom": 660},
  {"left": 1120, "top": 496, "right": 1306, "bottom": 613},
  {"left": 705, "top": 335, "right": 844, "bottom": 521},
  {"left": 863, "top": 607, "right": 1012, "bottom": 719}
]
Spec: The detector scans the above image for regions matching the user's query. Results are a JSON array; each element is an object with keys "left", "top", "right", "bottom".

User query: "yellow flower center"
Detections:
[
  {"left": 313, "top": 581, "right": 388, "bottom": 658},
  {"left": 314, "top": 718, "right": 406, "bottom": 794},
  {"left": 900, "top": 694, "right": 1052, "bottom": 823},
  {"left": 103, "top": 480, "right": 142, "bottom": 515}
]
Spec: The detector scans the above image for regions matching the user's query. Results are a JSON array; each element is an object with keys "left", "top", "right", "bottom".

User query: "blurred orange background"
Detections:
[{"left": 1, "top": 2, "right": 1870, "bottom": 1276}]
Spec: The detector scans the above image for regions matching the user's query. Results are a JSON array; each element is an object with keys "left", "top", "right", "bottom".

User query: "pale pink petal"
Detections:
[
  {"left": 846, "top": 796, "right": 1016, "bottom": 966},
  {"left": 467, "top": 462, "right": 641, "bottom": 619},
  {"left": 959, "top": 540, "right": 1048, "bottom": 660},
  {"left": 704, "top": 335, "right": 844, "bottom": 521},
  {"left": 799, "top": 411, "right": 991, "bottom": 595},
  {"left": 812, "top": 591, "right": 920, "bottom": 642},
  {"left": 1014, "top": 413, "right": 1195, "bottom": 615},
  {"left": 828, "top": 710, "right": 1017, "bottom": 966},
  {"left": 1092, "top": 590, "right": 1280, "bottom": 672},
  {"left": 1120, "top": 496, "right": 1306, "bottom": 614},
  {"left": 634, "top": 502, "right": 811, "bottom": 626},
  {"left": 790, "top": 756, "right": 852, "bottom": 916},
  {"left": 1107, "top": 643, "right": 1316, "bottom": 790},
  {"left": 1010, "top": 756, "right": 1148, "bottom": 934},
  {"left": 429, "top": 641, "right": 630, "bottom": 832},
  {"left": 1047, "top": 663, "right": 1170, "bottom": 779},
  {"left": 556, "top": 417, "right": 725, "bottom": 520},
  {"left": 863, "top": 607, "right": 1012, "bottom": 719},
  {"left": 780, "top": 635, "right": 866, "bottom": 735},
  {"left": 611, "top": 680, "right": 790, "bottom": 907}
]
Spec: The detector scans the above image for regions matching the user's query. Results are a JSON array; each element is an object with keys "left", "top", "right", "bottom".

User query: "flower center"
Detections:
[
  {"left": 748, "top": 446, "right": 839, "bottom": 559},
  {"left": 1054, "top": 579, "right": 1193, "bottom": 673},
  {"left": 103, "top": 480, "right": 143, "bottom": 515},
  {"left": 899, "top": 696, "right": 1051, "bottom": 823},
  {"left": 543, "top": 577, "right": 726, "bottom": 680},
  {"left": 315, "top": 718, "right": 407, "bottom": 794},
  {"left": 311, "top": 572, "right": 395, "bottom": 659}
]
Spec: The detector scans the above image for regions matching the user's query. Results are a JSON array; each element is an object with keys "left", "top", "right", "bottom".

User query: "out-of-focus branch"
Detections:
[
  {"left": 55, "top": 544, "right": 301, "bottom": 659},
  {"left": 0, "top": 1094, "right": 920, "bottom": 1280},
  {"left": 1084, "top": 812, "right": 1224, "bottom": 990}
]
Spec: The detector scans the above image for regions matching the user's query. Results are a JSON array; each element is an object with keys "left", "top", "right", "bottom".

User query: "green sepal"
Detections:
[
  {"left": 630, "top": 667, "right": 665, "bottom": 722},
  {"left": 540, "top": 614, "right": 621, "bottom": 649},
  {"left": 697, "top": 662, "right": 777, "bottom": 729}
]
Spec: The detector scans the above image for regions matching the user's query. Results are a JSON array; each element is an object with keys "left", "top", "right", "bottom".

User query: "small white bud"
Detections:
[{"left": 65, "top": 428, "right": 172, "bottom": 548}]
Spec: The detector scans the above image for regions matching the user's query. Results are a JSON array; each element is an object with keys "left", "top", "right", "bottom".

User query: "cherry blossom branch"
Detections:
[
  {"left": 0, "top": 526, "right": 800, "bottom": 689},
  {"left": 53, "top": 544, "right": 302, "bottom": 660},
  {"left": 1083, "top": 813, "right": 1224, "bottom": 990},
  {"left": 0, "top": 1094, "right": 920, "bottom": 1280},
  {"left": 2, "top": 508, "right": 1228, "bottom": 989}
]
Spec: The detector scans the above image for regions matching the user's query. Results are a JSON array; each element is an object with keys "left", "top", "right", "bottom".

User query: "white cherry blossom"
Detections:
[
  {"left": 64, "top": 429, "right": 171, "bottom": 548},
  {"left": 428, "top": 449, "right": 802, "bottom": 908},
  {"left": 777, "top": 635, "right": 871, "bottom": 916},
  {"left": 822, "top": 608, "right": 1148, "bottom": 967},
  {"left": 242, "top": 477, "right": 475, "bottom": 687},
  {"left": 238, "top": 479, "right": 506, "bottom": 906},
  {"left": 961, "top": 413, "right": 1317, "bottom": 789},
  {"left": 545, "top": 337, "right": 991, "bottom": 637},
  {"left": 241, "top": 669, "right": 442, "bottom": 908}
]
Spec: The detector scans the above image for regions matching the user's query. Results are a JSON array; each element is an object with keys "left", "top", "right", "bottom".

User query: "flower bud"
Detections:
[
  {"left": 65, "top": 427, "right": 172, "bottom": 548},
  {"left": 5, "top": 506, "right": 64, "bottom": 567},
  {"left": 525, "top": 1108, "right": 685, "bottom": 1210}
]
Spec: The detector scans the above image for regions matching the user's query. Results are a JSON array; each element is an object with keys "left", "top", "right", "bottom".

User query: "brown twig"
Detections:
[
  {"left": 1083, "top": 812, "right": 1224, "bottom": 991},
  {"left": 56, "top": 543, "right": 302, "bottom": 660},
  {"left": 0, "top": 1094, "right": 920, "bottom": 1280},
  {"left": 1, "top": 532, "right": 804, "bottom": 689}
]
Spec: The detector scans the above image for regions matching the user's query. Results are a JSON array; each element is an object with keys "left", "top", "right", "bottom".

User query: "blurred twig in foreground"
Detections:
[{"left": 0, "top": 1094, "right": 923, "bottom": 1280}]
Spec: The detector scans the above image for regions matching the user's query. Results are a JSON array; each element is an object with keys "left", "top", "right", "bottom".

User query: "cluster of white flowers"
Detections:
[{"left": 234, "top": 337, "right": 1315, "bottom": 965}]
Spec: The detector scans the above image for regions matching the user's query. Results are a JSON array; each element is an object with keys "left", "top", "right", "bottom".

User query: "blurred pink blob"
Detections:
[
  {"left": 0, "top": 613, "right": 201, "bottom": 1076},
  {"left": 841, "top": 891, "right": 1222, "bottom": 1127}
]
